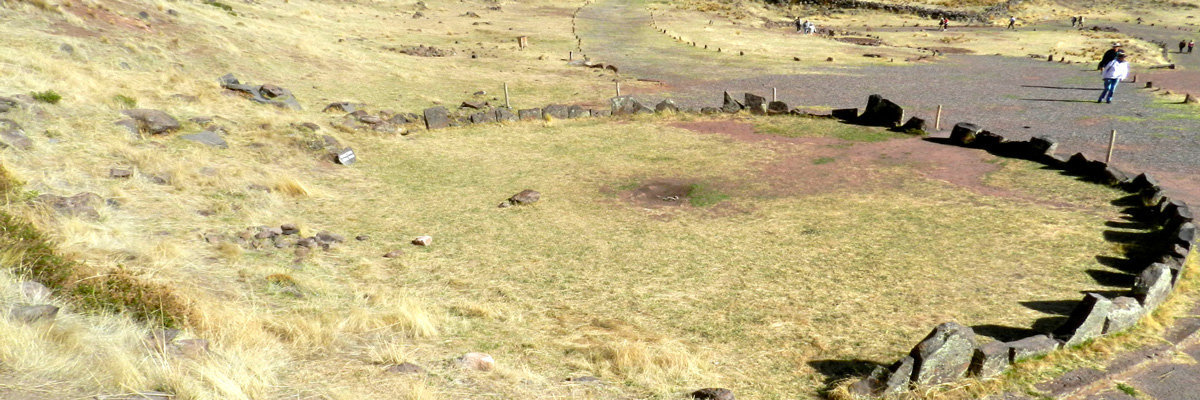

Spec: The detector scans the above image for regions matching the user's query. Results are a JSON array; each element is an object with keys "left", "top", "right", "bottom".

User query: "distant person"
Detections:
[
  {"left": 1008, "top": 16, "right": 1016, "bottom": 29},
  {"left": 1190, "top": 40, "right": 1195, "bottom": 53},
  {"left": 940, "top": 17, "right": 949, "bottom": 31},
  {"left": 1098, "top": 54, "right": 1130, "bottom": 104},
  {"left": 1098, "top": 43, "right": 1123, "bottom": 70},
  {"left": 1070, "top": 16, "right": 1077, "bottom": 27},
  {"left": 795, "top": 17, "right": 803, "bottom": 32},
  {"left": 1181, "top": 40, "right": 1188, "bottom": 53},
  {"left": 805, "top": 21, "right": 816, "bottom": 34},
  {"left": 1078, "top": 15, "right": 1085, "bottom": 27}
]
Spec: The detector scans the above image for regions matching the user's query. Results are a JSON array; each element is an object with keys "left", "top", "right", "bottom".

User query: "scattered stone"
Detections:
[
  {"left": 767, "top": 101, "right": 789, "bottom": 115},
  {"left": 610, "top": 96, "right": 652, "bottom": 115},
  {"left": 389, "top": 45, "right": 453, "bottom": 57},
  {"left": 858, "top": 94, "right": 904, "bottom": 127},
  {"left": 424, "top": 106, "right": 450, "bottom": 130},
  {"left": 700, "top": 107, "right": 720, "bottom": 114},
  {"left": 323, "top": 102, "right": 358, "bottom": 113},
  {"left": 0, "top": 96, "right": 18, "bottom": 113},
  {"left": 458, "top": 352, "right": 495, "bottom": 371},
  {"left": 315, "top": 231, "right": 345, "bottom": 243},
  {"left": 1009, "top": 335, "right": 1059, "bottom": 362},
  {"left": 565, "top": 376, "right": 600, "bottom": 383},
  {"left": 495, "top": 107, "right": 517, "bottom": 122},
  {"left": 281, "top": 223, "right": 299, "bottom": 235},
  {"left": 909, "top": 321, "right": 976, "bottom": 386},
  {"left": 121, "top": 109, "right": 181, "bottom": 135},
  {"left": 518, "top": 108, "right": 542, "bottom": 120},
  {"left": 1103, "top": 296, "right": 1144, "bottom": 334},
  {"left": 0, "top": 119, "right": 32, "bottom": 150},
  {"left": 743, "top": 93, "right": 767, "bottom": 115},
  {"left": 146, "top": 328, "right": 181, "bottom": 351},
  {"left": 17, "top": 281, "right": 51, "bottom": 301},
  {"left": 506, "top": 189, "right": 541, "bottom": 206},
  {"left": 461, "top": 101, "right": 485, "bottom": 110},
  {"left": 690, "top": 388, "right": 734, "bottom": 400},
  {"left": 1054, "top": 293, "right": 1113, "bottom": 347},
  {"left": 356, "top": 235, "right": 370, "bottom": 241},
  {"left": 568, "top": 105, "right": 590, "bottom": 118},
  {"left": 949, "top": 122, "right": 982, "bottom": 145},
  {"left": 655, "top": 100, "right": 679, "bottom": 113},
  {"left": 109, "top": 168, "right": 133, "bottom": 179},
  {"left": 36, "top": 192, "right": 103, "bottom": 220},
  {"left": 543, "top": 104, "right": 569, "bottom": 119},
  {"left": 462, "top": 11, "right": 481, "bottom": 18},
  {"left": 10, "top": 304, "right": 59, "bottom": 323},
  {"left": 386, "top": 362, "right": 425, "bottom": 374},
  {"left": 168, "top": 338, "right": 210, "bottom": 358},
  {"left": 218, "top": 74, "right": 302, "bottom": 110},
  {"left": 181, "top": 130, "right": 228, "bottom": 149},
  {"left": 470, "top": 111, "right": 496, "bottom": 124},
  {"left": 412, "top": 236, "right": 433, "bottom": 246},
  {"left": 849, "top": 356, "right": 912, "bottom": 398},
  {"left": 899, "top": 117, "right": 926, "bottom": 134},
  {"left": 721, "top": 91, "right": 742, "bottom": 113},
  {"left": 1133, "top": 263, "right": 1173, "bottom": 312},
  {"left": 383, "top": 250, "right": 404, "bottom": 258},
  {"left": 970, "top": 341, "right": 1010, "bottom": 378},
  {"left": 831, "top": 108, "right": 858, "bottom": 121}
]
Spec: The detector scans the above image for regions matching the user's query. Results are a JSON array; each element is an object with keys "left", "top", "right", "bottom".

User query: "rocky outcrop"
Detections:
[{"left": 218, "top": 74, "right": 302, "bottom": 110}]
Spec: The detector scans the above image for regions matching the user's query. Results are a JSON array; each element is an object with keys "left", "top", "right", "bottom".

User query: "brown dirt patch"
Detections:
[
  {"left": 923, "top": 46, "right": 974, "bottom": 54},
  {"left": 622, "top": 179, "right": 694, "bottom": 208},
  {"left": 669, "top": 119, "right": 1087, "bottom": 207},
  {"left": 835, "top": 37, "right": 883, "bottom": 46}
]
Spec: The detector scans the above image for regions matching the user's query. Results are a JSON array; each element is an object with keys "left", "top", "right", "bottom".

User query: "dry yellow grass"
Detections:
[{"left": 0, "top": 0, "right": 1191, "bottom": 399}]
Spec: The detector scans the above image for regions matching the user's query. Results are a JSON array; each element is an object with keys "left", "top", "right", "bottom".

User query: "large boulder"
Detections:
[
  {"left": 1103, "top": 296, "right": 1144, "bottom": 334},
  {"left": 721, "top": 91, "right": 742, "bottom": 113},
  {"left": 121, "top": 109, "right": 180, "bottom": 135},
  {"left": 543, "top": 104, "right": 569, "bottom": 119},
  {"left": 423, "top": 106, "right": 450, "bottom": 130},
  {"left": 848, "top": 356, "right": 913, "bottom": 398},
  {"left": 495, "top": 107, "right": 518, "bottom": 122},
  {"left": 949, "top": 122, "right": 981, "bottom": 145},
  {"left": 909, "top": 322, "right": 977, "bottom": 386},
  {"left": 1009, "top": 335, "right": 1059, "bottom": 362},
  {"left": 1133, "top": 263, "right": 1173, "bottom": 312},
  {"left": 969, "top": 341, "right": 1010, "bottom": 378},
  {"left": 1054, "top": 293, "right": 1113, "bottom": 347},
  {"left": 743, "top": 93, "right": 767, "bottom": 115},
  {"left": 655, "top": 99, "right": 679, "bottom": 114},
  {"left": 858, "top": 94, "right": 904, "bottom": 127},
  {"left": 767, "top": 101, "right": 789, "bottom": 115},
  {"left": 610, "top": 96, "right": 652, "bottom": 115},
  {"left": 690, "top": 388, "right": 734, "bottom": 400},
  {"left": 36, "top": 192, "right": 103, "bottom": 220},
  {"left": 0, "top": 119, "right": 31, "bottom": 150}
]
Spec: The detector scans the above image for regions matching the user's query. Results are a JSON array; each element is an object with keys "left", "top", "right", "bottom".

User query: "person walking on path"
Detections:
[
  {"left": 1098, "top": 43, "right": 1123, "bottom": 70},
  {"left": 1098, "top": 54, "right": 1130, "bottom": 104},
  {"left": 1078, "top": 15, "right": 1085, "bottom": 27},
  {"left": 1008, "top": 16, "right": 1016, "bottom": 29},
  {"left": 1070, "top": 16, "right": 1077, "bottom": 27},
  {"left": 795, "top": 17, "right": 803, "bottom": 33},
  {"left": 1190, "top": 40, "right": 1195, "bottom": 53},
  {"left": 1180, "top": 40, "right": 1187, "bottom": 53}
]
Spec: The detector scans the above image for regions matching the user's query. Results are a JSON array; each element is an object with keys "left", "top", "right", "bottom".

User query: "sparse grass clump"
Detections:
[
  {"left": 203, "top": 0, "right": 237, "bottom": 16},
  {"left": 112, "top": 94, "right": 137, "bottom": 108},
  {"left": 31, "top": 90, "right": 61, "bottom": 104}
]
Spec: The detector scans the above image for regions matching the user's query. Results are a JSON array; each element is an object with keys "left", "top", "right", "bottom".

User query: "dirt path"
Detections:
[{"left": 577, "top": 0, "right": 1200, "bottom": 205}]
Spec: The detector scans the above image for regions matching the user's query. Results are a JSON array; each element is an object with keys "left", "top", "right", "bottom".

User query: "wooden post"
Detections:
[
  {"left": 569, "top": 51, "right": 573, "bottom": 61},
  {"left": 615, "top": 81, "right": 621, "bottom": 97},
  {"left": 503, "top": 82, "right": 510, "bottom": 109},
  {"left": 772, "top": 87, "right": 777, "bottom": 102},
  {"left": 935, "top": 105, "right": 943, "bottom": 130},
  {"left": 1106, "top": 129, "right": 1117, "bottom": 164}
]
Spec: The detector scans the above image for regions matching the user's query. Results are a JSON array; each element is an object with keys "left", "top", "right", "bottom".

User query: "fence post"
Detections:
[
  {"left": 1106, "top": 129, "right": 1117, "bottom": 164},
  {"left": 504, "top": 82, "right": 511, "bottom": 109},
  {"left": 935, "top": 105, "right": 943, "bottom": 130}
]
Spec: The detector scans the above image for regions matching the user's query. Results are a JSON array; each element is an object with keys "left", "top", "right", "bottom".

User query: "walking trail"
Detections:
[{"left": 576, "top": 0, "right": 1200, "bottom": 398}]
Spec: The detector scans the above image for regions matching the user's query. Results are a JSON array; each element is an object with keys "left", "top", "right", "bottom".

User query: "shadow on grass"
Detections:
[
  {"left": 1020, "top": 85, "right": 1102, "bottom": 91},
  {"left": 807, "top": 359, "right": 889, "bottom": 387}
]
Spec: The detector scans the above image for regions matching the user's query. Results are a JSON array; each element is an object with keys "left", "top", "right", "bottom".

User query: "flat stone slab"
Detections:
[
  {"left": 180, "top": 130, "right": 228, "bottom": 148},
  {"left": 1010, "top": 334, "right": 1059, "bottom": 362}
]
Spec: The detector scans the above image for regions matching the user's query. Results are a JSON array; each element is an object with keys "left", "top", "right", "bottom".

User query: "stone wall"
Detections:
[{"left": 847, "top": 115, "right": 1194, "bottom": 399}]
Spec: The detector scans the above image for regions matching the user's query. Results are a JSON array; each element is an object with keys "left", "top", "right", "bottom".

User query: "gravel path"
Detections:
[{"left": 577, "top": 0, "right": 1200, "bottom": 204}]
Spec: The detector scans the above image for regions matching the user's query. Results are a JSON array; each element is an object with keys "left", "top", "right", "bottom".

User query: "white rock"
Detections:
[
  {"left": 458, "top": 352, "right": 495, "bottom": 371},
  {"left": 412, "top": 235, "right": 433, "bottom": 246}
]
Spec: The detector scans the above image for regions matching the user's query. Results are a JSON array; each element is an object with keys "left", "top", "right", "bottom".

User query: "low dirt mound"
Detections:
[{"left": 625, "top": 179, "right": 693, "bottom": 207}]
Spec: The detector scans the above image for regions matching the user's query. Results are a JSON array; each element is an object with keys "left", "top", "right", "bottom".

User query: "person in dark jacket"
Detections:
[
  {"left": 1180, "top": 40, "right": 1187, "bottom": 53},
  {"left": 1098, "top": 43, "right": 1123, "bottom": 70}
]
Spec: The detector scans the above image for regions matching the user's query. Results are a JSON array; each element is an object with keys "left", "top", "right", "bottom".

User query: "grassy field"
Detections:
[{"left": 0, "top": 0, "right": 1187, "bottom": 399}]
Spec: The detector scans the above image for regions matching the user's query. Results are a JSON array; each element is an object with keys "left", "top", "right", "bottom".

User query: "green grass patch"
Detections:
[
  {"left": 1117, "top": 382, "right": 1139, "bottom": 397},
  {"left": 203, "top": 0, "right": 237, "bottom": 16},
  {"left": 686, "top": 183, "right": 728, "bottom": 207},
  {"left": 30, "top": 90, "right": 61, "bottom": 104},
  {"left": 112, "top": 94, "right": 137, "bottom": 108},
  {"left": 813, "top": 156, "right": 835, "bottom": 165}
]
